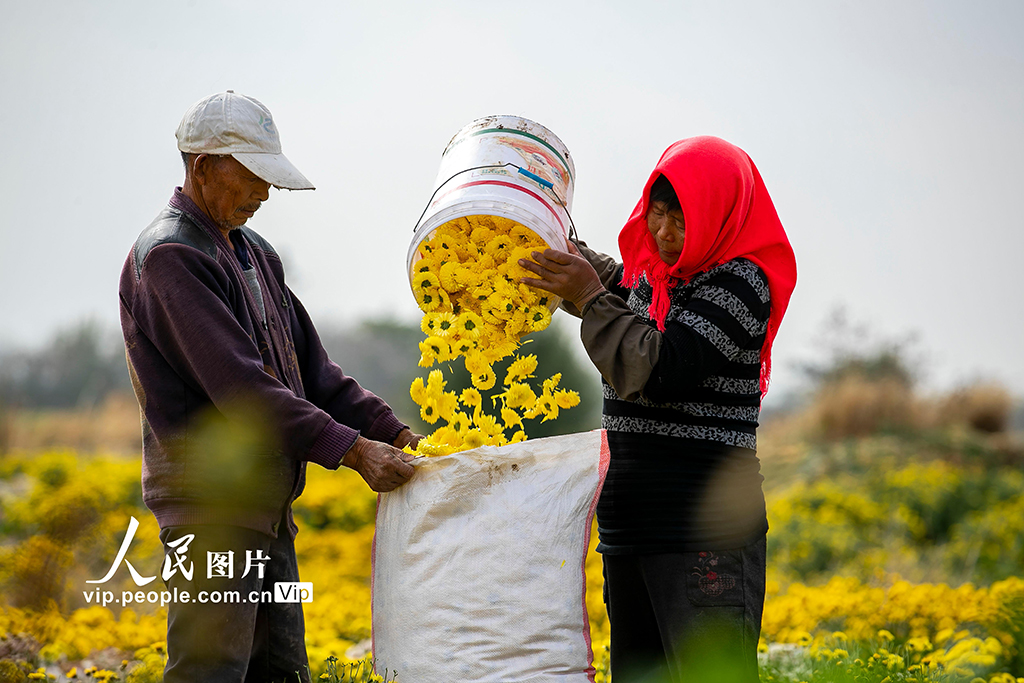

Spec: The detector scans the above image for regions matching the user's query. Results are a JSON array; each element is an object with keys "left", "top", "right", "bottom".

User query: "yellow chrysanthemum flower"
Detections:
[
  {"left": 463, "top": 429, "right": 487, "bottom": 449},
  {"left": 460, "top": 387, "right": 482, "bottom": 408},
  {"left": 470, "top": 226, "right": 495, "bottom": 246},
  {"left": 510, "top": 430, "right": 527, "bottom": 443},
  {"left": 471, "top": 365, "right": 497, "bottom": 391},
  {"left": 415, "top": 287, "right": 442, "bottom": 312},
  {"left": 464, "top": 352, "right": 492, "bottom": 376},
  {"left": 517, "top": 284, "right": 539, "bottom": 307},
  {"left": 438, "top": 391, "right": 459, "bottom": 421},
  {"left": 525, "top": 392, "right": 559, "bottom": 422},
  {"left": 438, "top": 261, "right": 461, "bottom": 291},
  {"left": 510, "top": 224, "right": 545, "bottom": 247},
  {"left": 475, "top": 413, "right": 503, "bottom": 437},
  {"left": 480, "top": 303, "right": 504, "bottom": 326},
  {"left": 553, "top": 389, "right": 580, "bottom": 409},
  {"left": 410, "top": 377, "right": 427, "bottom": 405},
  {"left": 456, "top": 311, "right": 484, "bottom": 339},
  {"left": 503, "top": 382, "right": 537, "bottom": 411},
  {"left": 418, "top": 439, "right": 453, "bottom": 456},
  {"left": 486, "top": 292, "right": 517, "bottom": 320},
  {"left": 433, "top": 311, "right": 459, "bottom": 338},
  {"left": 525, "top": 303, "right": 552, "bottom": 332},
  {"left": 485, "top": 234, "right": 514, "bottom": 258},
  {"left": 420, "top": 312, "right": 440, "bottom": 336},
  {"left": 477, "top": 254, "right": 497, "bottom": 271},
  {"left": 505, "top": 308, "right": 527, "bottom": 337},
  {"left": 412, "top": 270, "right": 440, "bottom": 294},
  {"left": 418, "top": 336, "right": 451, "bottom": 367},
  {"left": 434, "top": 245, "right": 461, "bottom": 266},
  {"left": 505, "top": 354, "right": 538, "bottom": 385},
  {"left": 538, "top": 397, "right": 559, "bottom": 423},
  {"left": 543, "top": 373, "right": 562, "bottom": 393},
  {"left": 493, "top": 277, "right": 518, "bottom": 299},
  {"left": 509, "top": 245, "right": 534, "bottom": 265},
  {"left": 453, "top": 265, "right": 481, "bottom": 289},
  {"left": 448, "top": 411, "right": 471, "bottom": 436},
  {"left": 419, "top": 399, "right": 440, "bottom": 424},
  {"left": 520, "top": 284, "right": 553, "bottom": 310},
  {"left": 431, "top": 425, "right": 462, "bottom": 447},
  {"left": 483, "top": 338, "right": 520, "bottom": 364},
  {"left": 436, "top": 288, "right": 454, "bottom": 312},
  {"left": 503, "top": 248, "right": 535, "bottom": 281},
  {"left": 449, "top": 335, "right": 477, "bottom": 358},
  {"left": 426, "top": 368, "right": 446, "bottom": 393},
  {"left": 501, "top": 406, "right": 524, "bottom": 431},
  {"left": 469, "top": 284, "right": 493, "bottom": 305}
]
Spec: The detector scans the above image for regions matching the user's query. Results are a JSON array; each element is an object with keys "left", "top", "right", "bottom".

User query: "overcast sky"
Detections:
[{"left": 1, "top": 0, "right": 1021, "bottom": 405}]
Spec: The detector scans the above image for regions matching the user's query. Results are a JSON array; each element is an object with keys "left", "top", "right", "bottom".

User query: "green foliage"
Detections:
[
  {"left": 316, "top": 655, "right": 399, "bottom": 682},
  {"left": 765, "top": 437, "right": 1024, "bottom": 585},
  {"left": 948, "top": 494, "right": 1024, "bottom": 586},
  {"left": 0, "top": 660, "right": 27, "bottom": 683}
]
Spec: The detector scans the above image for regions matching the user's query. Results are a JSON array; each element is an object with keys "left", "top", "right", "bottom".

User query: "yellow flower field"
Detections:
[{"left": 1, "top": 420, "right": 1022, "bottom": 681}]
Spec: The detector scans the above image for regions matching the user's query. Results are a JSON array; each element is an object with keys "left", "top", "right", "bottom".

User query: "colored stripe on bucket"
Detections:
[
  {"left": 465, "top": 128, "right": 574, "bottom": 183},
  {"left": 434, "top": 179, "right": 566, "bottom": 233}
]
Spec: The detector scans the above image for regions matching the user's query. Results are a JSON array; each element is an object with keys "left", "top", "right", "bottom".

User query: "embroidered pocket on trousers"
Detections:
[{"left": 685, "top": 549, "right": 745, "bottom": 606}]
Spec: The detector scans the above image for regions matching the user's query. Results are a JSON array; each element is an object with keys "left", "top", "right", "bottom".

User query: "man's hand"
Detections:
[
  {"left": 519, "top": 242, "right": 606, "bottom": 311},
  {"left": 341, "top": 436, "right": 416, "bottom": 492},
  {"left": 393, "top": 427, "right": 423, "bottom": 451}
]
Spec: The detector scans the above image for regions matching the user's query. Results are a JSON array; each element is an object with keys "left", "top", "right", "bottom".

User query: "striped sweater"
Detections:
[{"left": 578, "top": 255, "right": 771, "bottom": 553}]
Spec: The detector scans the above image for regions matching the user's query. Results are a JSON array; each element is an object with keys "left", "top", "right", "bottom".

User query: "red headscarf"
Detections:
[{"left": 618, "top": 136, "right": 797, "bottom": 395}]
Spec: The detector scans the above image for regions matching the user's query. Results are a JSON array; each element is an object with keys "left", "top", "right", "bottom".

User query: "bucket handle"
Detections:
[{"left": 413, "top": 163, "right": 579, "bottom": 245}]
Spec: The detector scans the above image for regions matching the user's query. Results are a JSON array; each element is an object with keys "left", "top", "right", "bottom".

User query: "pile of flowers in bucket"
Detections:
[{"left": 408, "top": 215, "right": 580, "bottom": 456}]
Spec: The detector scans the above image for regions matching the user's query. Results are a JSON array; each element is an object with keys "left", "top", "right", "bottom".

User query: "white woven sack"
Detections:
[{"left": 371, "top": 429, "right": 609, "bottom": 682}]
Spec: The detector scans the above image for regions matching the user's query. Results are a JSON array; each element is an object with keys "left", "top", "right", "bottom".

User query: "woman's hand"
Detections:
[{"left": 519, "top": 241, "right": 606, "bottom": 311}]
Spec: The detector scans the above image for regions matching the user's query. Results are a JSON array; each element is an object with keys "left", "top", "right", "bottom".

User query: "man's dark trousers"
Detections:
[{"left": 159, "top": 515, "right": 311, "bottom": 683}]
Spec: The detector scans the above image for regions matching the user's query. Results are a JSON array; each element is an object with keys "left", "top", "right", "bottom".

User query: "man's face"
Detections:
[
  {"left": 646, "top": 200, "right": 686, "bottom": 265},
  {"left": 198, "top": 156, "right": 272, "bottom": 231}
]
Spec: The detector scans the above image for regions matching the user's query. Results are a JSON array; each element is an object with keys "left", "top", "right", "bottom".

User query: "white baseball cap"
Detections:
[{"left": 176, "top": 90, "right": 315, "bottom": 191}]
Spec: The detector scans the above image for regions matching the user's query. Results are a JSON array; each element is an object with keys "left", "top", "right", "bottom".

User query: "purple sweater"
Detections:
[{"left": 119, "top": 189, "right": 406, "bottom": 538}]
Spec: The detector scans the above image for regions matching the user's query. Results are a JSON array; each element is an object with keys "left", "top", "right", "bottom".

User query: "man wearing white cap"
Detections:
[{"left": 119, "top": 91, "right": 420, "bottom": 682}]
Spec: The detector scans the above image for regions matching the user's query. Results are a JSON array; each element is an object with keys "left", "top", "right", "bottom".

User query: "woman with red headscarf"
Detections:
[{"left": 520, "top": 136, "right": 796, "bottom": 682}]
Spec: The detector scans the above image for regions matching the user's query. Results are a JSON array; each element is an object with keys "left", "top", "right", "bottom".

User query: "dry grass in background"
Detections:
[
  {"left": 933, "top": 382, "right": 1014, "bottom": 433},
  {"left": 807, "top": 375, "right": 921, "bottom": 439},
  {"left": 1, "top": 393, "right": 141, "bottom": 454},
  {"left": 802, "top": 378, "right": 1018, "bottom": 442}
]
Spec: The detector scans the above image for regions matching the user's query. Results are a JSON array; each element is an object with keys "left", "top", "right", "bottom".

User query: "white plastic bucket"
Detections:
[{"left": 407, "top": 115, "right": 576, "bottom": 287}]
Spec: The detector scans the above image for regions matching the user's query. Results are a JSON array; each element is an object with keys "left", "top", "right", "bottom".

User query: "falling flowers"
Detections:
[{"left": 408, "top": 215, "right": 580, "bottom": 456}]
